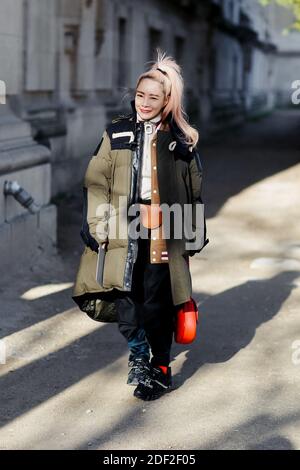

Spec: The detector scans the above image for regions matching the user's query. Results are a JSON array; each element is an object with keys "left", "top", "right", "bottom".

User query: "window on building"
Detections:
[
  {"left": 95, "top": 0, "right": 105, "bottom": 56},
  {"left": 229, "top": 0, "right": 234, "bottom": 21},
  {"left": 210, "top": 47, "right": 217, "bottom": 90},
  {"left": 117, "top": 17, "right": 127, "bottom": 89},
  {"left": 232, "top": 54, "right": 238, "bottom": 90},
  {"left": 174, "top": 36, "right": 185, "bottom": 66},
  {"left": 148, "top": 28, "right": 162, "bottom": 61},
  {"left": 64, "top": 24, "right": 79, "bottom": 92}
]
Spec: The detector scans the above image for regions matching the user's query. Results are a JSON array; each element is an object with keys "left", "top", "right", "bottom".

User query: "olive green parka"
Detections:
[{"left": 72, "top": 102, "right": 209, "bottom": 320}]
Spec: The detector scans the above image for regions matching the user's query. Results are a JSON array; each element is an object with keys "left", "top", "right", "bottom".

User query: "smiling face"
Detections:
[{"left": 135, "top": 78, "right": 169, "bottom": 121}]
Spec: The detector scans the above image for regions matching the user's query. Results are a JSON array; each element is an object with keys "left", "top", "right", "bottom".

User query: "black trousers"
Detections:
[{"left": 114, "top": 230, "right": 177, "bottom": 367}]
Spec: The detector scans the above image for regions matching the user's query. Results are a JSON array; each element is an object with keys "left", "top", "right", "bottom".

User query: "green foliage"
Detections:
[{"left": 260, "top": 0, "right": 300, "bottom": 31}]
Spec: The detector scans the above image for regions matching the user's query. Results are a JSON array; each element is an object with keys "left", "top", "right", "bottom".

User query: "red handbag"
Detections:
[
  {"left": 174, "top": 256, "right": 199, "bottom": 344},
  {"left": 174, "top": 297, "right": 199, "bottom": 344}
]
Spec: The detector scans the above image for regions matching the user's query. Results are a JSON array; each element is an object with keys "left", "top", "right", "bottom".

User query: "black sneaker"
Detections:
[
  {"left": 133, "top": 365, "right": 172, "bottom": 401},
  {"left": 127, "top": 356, "right": 151, "bottom": 386}
]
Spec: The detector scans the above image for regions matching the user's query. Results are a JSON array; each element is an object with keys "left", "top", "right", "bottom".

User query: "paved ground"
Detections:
[{"left": 0, "top": 109, "right": 300, "bottom": 450}]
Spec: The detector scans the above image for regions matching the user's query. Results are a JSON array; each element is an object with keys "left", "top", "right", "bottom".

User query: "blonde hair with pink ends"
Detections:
[{"left": 135, "top": 50, "right": 199, "bottom": 148}]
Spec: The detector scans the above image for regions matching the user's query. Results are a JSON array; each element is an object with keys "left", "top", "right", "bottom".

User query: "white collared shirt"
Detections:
[{"left": 136, "top": 112, "right": 162, "bottom": 200}]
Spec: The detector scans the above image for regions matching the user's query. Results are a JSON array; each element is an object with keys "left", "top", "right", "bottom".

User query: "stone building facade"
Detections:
[{"left": 0, "top": 0, "right": 299, "bottom": 272}]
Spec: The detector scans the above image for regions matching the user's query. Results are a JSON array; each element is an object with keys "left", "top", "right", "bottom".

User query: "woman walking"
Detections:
[{"left": 72, "top": 50, "right": 209, "bottom": 401}]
